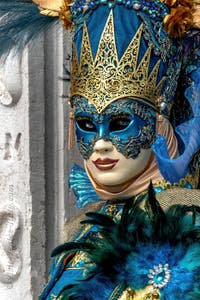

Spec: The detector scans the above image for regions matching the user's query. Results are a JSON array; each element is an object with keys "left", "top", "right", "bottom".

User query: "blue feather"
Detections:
[
  {"left": 55, "top": 186, "right": 200, "bottom": 299},
  {"left": 0, "top": 0, "right": 58, "bottom": 59},
  {"left": 68, "top": 164, "right": 102, "bottom": 208}
]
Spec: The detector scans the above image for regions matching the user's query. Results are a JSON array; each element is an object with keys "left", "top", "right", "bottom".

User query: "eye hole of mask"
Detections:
[
  {"left": 76, "top": 117, "right": 96, "bottom": 132},
  {"left": 109, "top": 115, "right": 131, "bottom": 132}
]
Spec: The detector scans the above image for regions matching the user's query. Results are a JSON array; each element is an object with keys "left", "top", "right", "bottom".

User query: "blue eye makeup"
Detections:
[{"left": 73, "top": 96, "right": 156, "bottom": 159}]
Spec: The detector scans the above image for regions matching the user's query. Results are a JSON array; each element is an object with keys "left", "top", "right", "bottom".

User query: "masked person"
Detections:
[{"left": 0, "top": 0, "right": 200, "bottom": 298}]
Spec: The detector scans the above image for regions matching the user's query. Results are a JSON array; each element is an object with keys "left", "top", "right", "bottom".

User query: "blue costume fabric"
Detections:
[
  {"left": 152, "top": 67, "right": 200, "bottom": 183},
  {"left": 39, "top": 167, "right": 200, "bottom": 299}
]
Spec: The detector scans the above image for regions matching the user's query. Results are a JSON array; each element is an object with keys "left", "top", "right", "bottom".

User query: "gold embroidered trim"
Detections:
[
  {"left": 154, "top": 172, "right": 199, "bottom": 191},
  {"left": 56, "top": 252, "right": 67, "bottom": 267},
  {"left": 50, "top": 293, "right": 63, "bottom": 299},
  {"left": 118, "top": 286, "right": 160, "bottom": 300}
]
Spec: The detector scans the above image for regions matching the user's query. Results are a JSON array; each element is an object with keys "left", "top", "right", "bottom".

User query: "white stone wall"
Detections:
[
  {"left": 0, "top": 37, "right": 46, "bottom": 299},
  {"left": 0, "top": 24, "right": 81, "bottom": 299}
]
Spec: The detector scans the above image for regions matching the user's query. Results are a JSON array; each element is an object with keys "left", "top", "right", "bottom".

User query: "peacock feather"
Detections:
[{"left": 51, "top": 183, "right": 200, "bottom": 299}]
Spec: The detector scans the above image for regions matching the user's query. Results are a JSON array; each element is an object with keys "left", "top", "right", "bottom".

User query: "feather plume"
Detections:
[
  {"left": 51, "top": 185, "right": 200, "bottom": 299},
  {"left": 80, "top": 212, "right": 116, "bottom": 229},
  {"left": 0, "top": 0, "right": 58, "bottom": 60},
  {"left": 164, "top": 0, "right": 193, "bottom": 8},
  {"left": 163, "top": 6, "right": 193, "bottom": 39},
  {"left": 193, "top": 0, "right": 200, "bottom": 29}
]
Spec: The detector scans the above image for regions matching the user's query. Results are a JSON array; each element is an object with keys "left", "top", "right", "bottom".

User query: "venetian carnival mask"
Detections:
[
  {"left": 73, "top": 96, "right": 156, "bottom": 185},
  {"left": 74, "top": 97, "right": 156, "bottom": 160}
]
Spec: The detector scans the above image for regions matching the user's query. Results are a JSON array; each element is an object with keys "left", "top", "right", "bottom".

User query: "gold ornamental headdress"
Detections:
[
  {"left": 68, "top": 2, "right": 196, "bottom": 117},
  {"left": 70, "top": 10, "right": 165, "bottom": 113},
  {"left": 31, "top": 0, "right": 199, "bottom": 116}
]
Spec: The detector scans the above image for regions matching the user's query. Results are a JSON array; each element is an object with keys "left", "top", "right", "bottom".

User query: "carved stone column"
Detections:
[
  {"left": 44, "top": 24, "right": 82, "bottom": 272},
  {"left": 0, "top": 36, "right": 46, "bottom": 299}
]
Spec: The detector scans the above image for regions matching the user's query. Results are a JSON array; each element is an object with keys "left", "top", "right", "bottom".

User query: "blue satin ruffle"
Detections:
[
  {"left": 68, "top": 163, "right": 102, "bottom": 208},
  {"left": 152, "top": 67, "right": 200, "bottom": 184}
]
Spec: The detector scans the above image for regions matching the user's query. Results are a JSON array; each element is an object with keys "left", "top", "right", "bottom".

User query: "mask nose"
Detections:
[
  {"left": 93, "top": 139, "right": 114, "bottom": 154},
  {"left": 98, "top": 123, "right": 109, "bottom": 138}
]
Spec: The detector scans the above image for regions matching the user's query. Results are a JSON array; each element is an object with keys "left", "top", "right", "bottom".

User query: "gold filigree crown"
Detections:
[{"left": 71, "top": 10, "right": 166, "bottom": 113}]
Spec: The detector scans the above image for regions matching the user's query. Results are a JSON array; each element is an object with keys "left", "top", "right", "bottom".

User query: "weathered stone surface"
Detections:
[
  {"left": 0, "top": 52, "right": 22, "bottom": 107},
  {"left": 0, "top": 36, "right": 46, "bottom": 299}
]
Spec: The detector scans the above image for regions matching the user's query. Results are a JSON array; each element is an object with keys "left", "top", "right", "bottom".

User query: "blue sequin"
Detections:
[
  {"left": 71, "top": 0, "right": 169, "bottom": 24},
  {"left": 184, "top": 183, "right": 192, "bottom": 189},
  {"left": 154, "top": 186, "right": 163, "bottom": 194}
]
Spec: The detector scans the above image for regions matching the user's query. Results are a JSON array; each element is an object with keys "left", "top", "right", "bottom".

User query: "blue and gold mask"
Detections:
[{"left": 74, "top": 96, "right": 156, "bottom": 159}]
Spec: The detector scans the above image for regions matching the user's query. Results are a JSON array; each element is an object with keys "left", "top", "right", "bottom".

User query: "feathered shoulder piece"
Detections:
[{"left": 52, "top": 184, "right": 200, "bottom": 300}]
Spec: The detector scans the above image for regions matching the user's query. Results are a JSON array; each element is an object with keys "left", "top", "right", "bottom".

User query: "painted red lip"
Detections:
[{"left": 92, "top": 158, "right": 119, "bottom": 171}]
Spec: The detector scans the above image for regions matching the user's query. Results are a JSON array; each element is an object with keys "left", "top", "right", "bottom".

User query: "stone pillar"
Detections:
[
  {"left": 0, "top": 36, "right": 46, "bottom": 299},
  {"left": 44, "top": 24, "right": 82, "bottom": 272}
]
